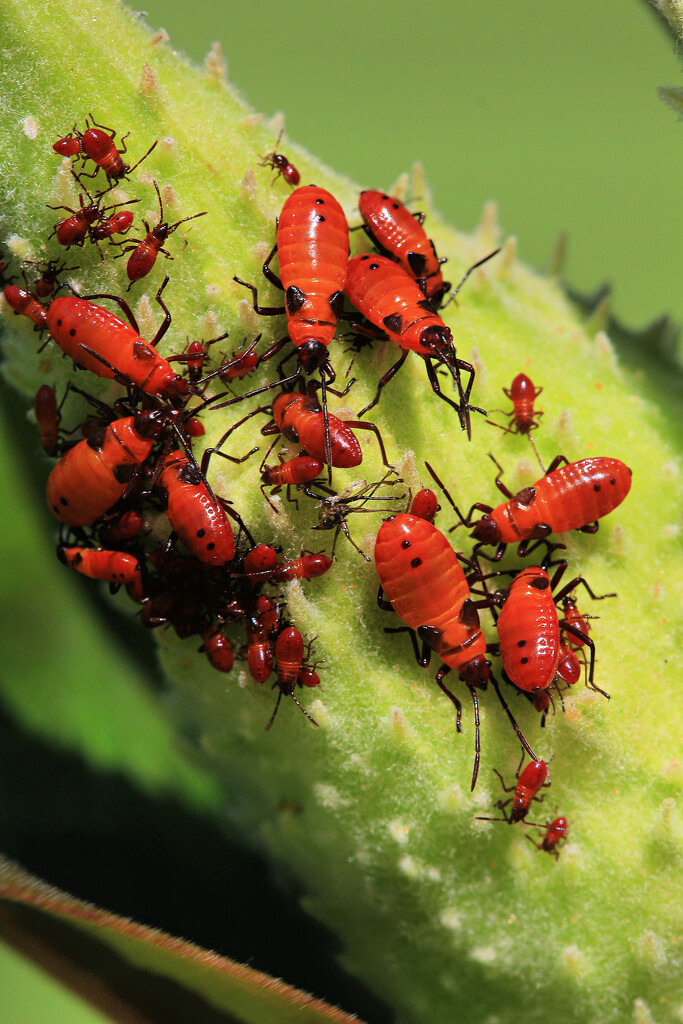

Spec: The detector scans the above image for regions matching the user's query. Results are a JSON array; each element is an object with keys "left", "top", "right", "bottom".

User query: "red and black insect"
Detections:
[
  {"left": 409, "top": 487, "right": 439, "bottom": 523},
  {"left": 57, "top": 544, "right": 142, "bottom": 585},
  {"left": 99, "top": 509, "right": 145, "bottom": 545},
  {"left": 475, "top": 756, "right": 551, "bottom": 825},
  {"left": 494, "top": 562, "right": 613, "bottom": 701},
  {"left": 246, "top": 595, "right": 277, "bottom": 683},
  {"left": 243, "top": 543, "right": 279, "bottom": 578},
  {"left": 358, "top": 190, "right": 450, "bottom": 306},
  {"left": 260, "top": 453, "right": 324, "bottom": 512},
  {"left": 53, "top": 126, "right": 84, "bottom": 158},
  {"left": 274, "top": 551, "right": 333, "bottom": 583},
  {"left": 45, "top": 278, "right": 190, "bottom": 401},
  {"left": 89, "top": 208, "right": 137, "bottom": 250},
  {"left": 156, "top": 449, "right": 242, "bottom": 566},
  {"left": 34, "top": 384, "right": 63, "bottom": 456},
  {"left": 117, "top": 181, "right": 207, "bottom": 288},
  {"left": 525, "top": 816, "right": 569, "bottom": 860},
  {"left": 268, "top": 387, "right": 391, "bottom": 468},
  {"left": 4, "top": 285, "right": 48, "bottom": 330},
  {"left": 237, "top": 547, "right": 332, "bottom": 585},
  {"left": 559, "top": 593, "right": 594, "bottom": 650},
  {"left": 234, "top": 184, "right": 349, "bottom": 373},
  {"left": 200, "top": 627, "right": 235, "bottom": 673},
  {"left": 258, "top": 130, "right": 300, "bottom": 186},
  {"left": 47, "top": 180, "right": 139, "bottom": 249},
  {"left": 452, "top": 454, "right": 632, "bottom": 560},
  {"left": 168, "top": 334, "right": 258, "bottom": 387},
  {"left": 46, "top": 411, "right": 162, "bottom": 526},
  {"left": 267, "top": 626, "right": 319, "bottom": 731},
  {"left": 555, "top": 639, "right": 582, "bottom": 686},
  {"left": 212, "top": 383, "right": 391, "bottom": 475},
  {"left": 344, "top": 253, "right": 489, "bottom": 437},
  {"left": 375, "top": 502, "right": 535, "bottom": 790},
  {"left": 496, "top": 567, "right": 561, "bottom": 698},
  {"left": 75, "top": 114, "right": 157, "bottom": 185},
  {"left": 217, "top": 342, "right": 260, "bottom": 383},
  {"left": 23, "top": 259, "right": 78, "bottom": 299},
  {"left": 487, "top": 373, "right": 543, "bottom": 435}
]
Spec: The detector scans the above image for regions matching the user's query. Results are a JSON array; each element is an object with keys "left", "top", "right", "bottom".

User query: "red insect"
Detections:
[
  {"left": 46, "top": 412, "right": 161, "bottom": 526},
  {"left": 274, "top": 552, "right": 332, "bottom": 582},
  {"left": 156, "top": 450, "right": 237, "bottom": 566},
  {"left": 179, "top": 340, "right": 208, "bottom": 382},
  {"left": 344, "top": 253, "right": 486, "bottom": 437},
  {"left": 167, "top": 334, "right": 257, "bottom": 386},
  {"left": 358, "top": 190, "right": 449, "bottom": 306},
  {"left": 118, "top": 181, "right": 207, "bottom": 288},
  {"left": 495, "top": 563, "right": 613, "bottom": 700},
  {"left": 497, "top": 567, "right": 561, "bottom": 697},
  {"left": 559, "top": 594, "right": 593, "bottom": 649},
  {"left": 409, "top": 487, "right": 439, "bottom": 523},
  {"left": 243, "top": 544, "right": 279, "bottom": 576},
  {"left": 375, "top": 508, "right": 534, "bottom": 790},
  {"left": 298, "top": 666, "right": 321, "bottom": 688},
  {"left": 261, "top": 454, "right": 324, "bottom": 511},
  {"left": 4, "top": 285, "right": 48, "bottom": 330},
  {"left": 218, "top": 343, "right": 260, "bottom": 383},
  {"left": 239, "top": 545, "right": 332, "bottom": 584},
  {"left": 525, "top": 816, "right": 569, "bottom": 860},
  {"left": 475, "top": 756, "right": 551, "bottom": 825},
  {"left": 487, "top": 373, "right": 543, "bottom": 435},
  {"left": 89, "top": 209, "right": 136, "bottom": 244},
  {"left": 23, "top": 259, "right": 78, "bottom": 299},
  {"left": 47, "top": 182, "right": 138, "bottom": 249},
  {"left": 555, "top": 639, "right": 582, "bottom": 686},
  {"left": 201, "top": 627, "right": 235, "bottom": 673},
  {"left": 78, "top": 114, "right": 157, "bottom": 184},
  {"left": 269, "top": 388, "right": 390, "bottom": 468},
  {"left": 184, "top": 416, "right": 205, "bottom": 438},
  {"left": 246, "top": 596, "right": 277, "bottom": 683},
  {"left": 258, "top": 131, "right": 300, "bottom": 186},
  {"left": 34, "top": 384, "right": 60, "bottom": 455},
  {"left": 234, "top": 185, "right": 349, "bottom": 372},
  {"left": 53, "top": 127, "right": 84, "bottom": 158},
  {"left": 455, "top": 455, "right": 633, "bottom": 560},
  {"left": 57, "top": 544, "right": 141, "bottom": 585},
  {"left": 45, "top": 278, "right": 190, "bottom": 401},
  {"left": 99, "top": 509, "right": 145, "bottom": 545},
  {"left": 267, "top": 626, "right": 319, "bottom": 731}
]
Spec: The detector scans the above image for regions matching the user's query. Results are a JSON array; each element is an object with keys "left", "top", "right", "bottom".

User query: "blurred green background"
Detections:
[
  {"left": 139, "top": 0, "right": 683, "bottom": 329},
  {"left": 1, "top": 0, "right": 681, "bottom": 1020}
]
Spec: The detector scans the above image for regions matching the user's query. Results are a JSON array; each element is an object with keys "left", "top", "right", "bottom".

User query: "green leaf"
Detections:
[
  {"left": 0, "top": 2, "right": 682, "bottom": 1023},
  {"left": 0, "top": 857, "right": 365, "bottom": 1024}
]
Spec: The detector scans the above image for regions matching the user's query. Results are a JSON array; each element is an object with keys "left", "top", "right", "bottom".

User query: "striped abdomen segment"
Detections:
[
  {"left": 375, "top": 514, "right": 486, "bottom": 673},
  {"left": 46, "top": 297, "right": 187, "bottom": 399},
  {"left": 497, "top": 568, "right": 559, "bottom": 692},
  {"left": 358, "top": 190, "right": 445, "bottom": 301},
  {"left": 277, "top": 185, "right": 349, "bottom": 350},
  {"left": 345, "top": 253, "right": 450, "bottom": 356},
  {"left": 492, "top": 458, "right": 632, "bottom": 543},
  {"left": 46, "top": 416, "right": 154, "bottom": 526}
]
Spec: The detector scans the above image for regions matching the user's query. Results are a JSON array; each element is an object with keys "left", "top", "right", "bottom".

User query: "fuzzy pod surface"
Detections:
[{"left": 0, "top": 3, "right": 682, "bottom": 1023}]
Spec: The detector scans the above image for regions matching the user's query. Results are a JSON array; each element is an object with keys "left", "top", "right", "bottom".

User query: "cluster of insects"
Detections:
[{"left": 1, "top": 118, "right": 632, "bottom": 859}]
